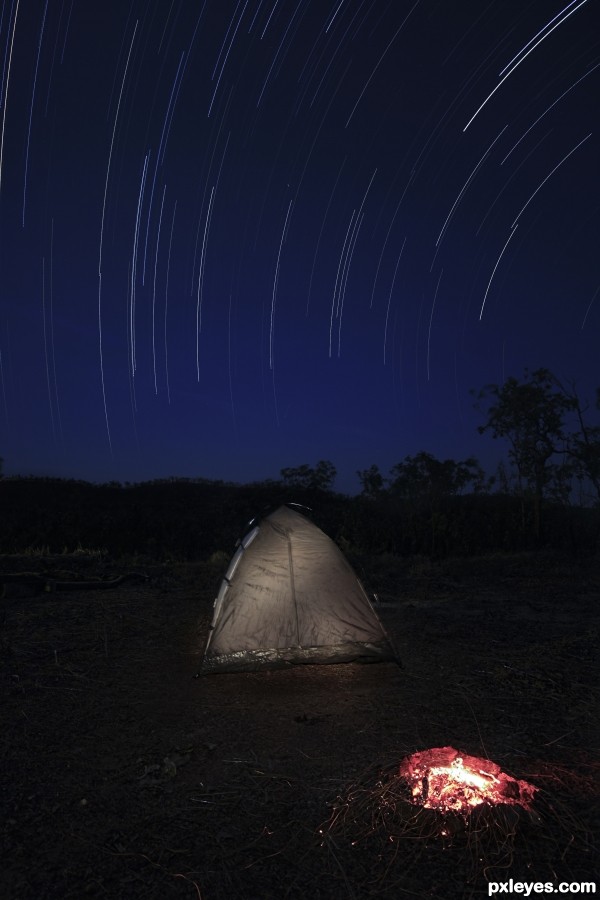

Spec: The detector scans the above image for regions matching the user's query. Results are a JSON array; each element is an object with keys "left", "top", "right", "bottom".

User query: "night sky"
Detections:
[{"left": 0, "top": 0, "right": 598, "bottom": 493}]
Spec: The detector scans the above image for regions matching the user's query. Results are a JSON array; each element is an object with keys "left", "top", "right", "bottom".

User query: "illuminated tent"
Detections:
[{"left": 201, "top": 505, "right": 397, "bottom": 673}]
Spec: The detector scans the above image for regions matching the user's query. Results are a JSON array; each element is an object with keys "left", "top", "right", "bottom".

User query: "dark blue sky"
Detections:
[{"left": 0, "top": 0, "right": 598, "bottom": 493}]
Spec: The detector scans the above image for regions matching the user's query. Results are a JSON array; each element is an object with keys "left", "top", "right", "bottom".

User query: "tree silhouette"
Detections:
[
  {"left": 474, "top": 368, "right": 574, "bottom": 539},
  {"left": 389, "top": 451, "right": 484, "bottom": 502},
  {"left": 356, "top": 464, "right": 385, "bottom": 500},
  {"left": 553, "top": 380, "right": 600, "bottom": 506},
  {"left": 280, "top": 460, "right": 337, "bottom": 492}
]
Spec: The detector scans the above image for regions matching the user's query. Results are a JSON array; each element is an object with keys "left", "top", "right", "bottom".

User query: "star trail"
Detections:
[{"left": 0, "top": 0, "right": 598, "bottom": 491}]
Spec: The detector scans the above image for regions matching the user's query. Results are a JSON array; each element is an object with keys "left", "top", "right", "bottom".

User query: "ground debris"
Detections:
[{"left": 1, "top": 553, "right": 598, "bottom": 898}]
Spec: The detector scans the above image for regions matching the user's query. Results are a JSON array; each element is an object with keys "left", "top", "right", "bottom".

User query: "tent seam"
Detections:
[{"left": 287, "top": 531, "right": 300, "bottom": 646}]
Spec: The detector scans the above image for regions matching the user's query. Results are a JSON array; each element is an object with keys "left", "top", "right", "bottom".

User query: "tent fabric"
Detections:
[{"left": 201, "top": 505, "right": 397, "bottom": 673}]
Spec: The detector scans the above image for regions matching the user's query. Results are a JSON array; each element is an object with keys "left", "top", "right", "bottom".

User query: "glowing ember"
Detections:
[{"left": 399, "top": 747, "right": 537, "bottom": 817}]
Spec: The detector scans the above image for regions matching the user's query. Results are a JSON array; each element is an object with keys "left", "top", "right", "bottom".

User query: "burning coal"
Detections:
[{"left": 399, "top": 746, "right": 537, "bottom": 818}]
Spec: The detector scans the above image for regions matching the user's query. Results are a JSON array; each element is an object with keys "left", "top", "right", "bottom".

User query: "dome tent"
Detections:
[{"left": 201, "top": 505, "right": 398, "bottom": 673}]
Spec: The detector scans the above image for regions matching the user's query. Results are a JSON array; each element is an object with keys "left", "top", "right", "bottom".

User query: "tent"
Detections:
[{"left": 201, "top": 505, "right": 398, "bottom": 673}]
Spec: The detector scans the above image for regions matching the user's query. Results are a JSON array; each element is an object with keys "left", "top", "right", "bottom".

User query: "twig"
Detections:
[
  {"left": 323, "top": 832, "right": 358, "bottom": 900},
  {"left": 173, "top": 873, "right": 203, "bottom": 899}
]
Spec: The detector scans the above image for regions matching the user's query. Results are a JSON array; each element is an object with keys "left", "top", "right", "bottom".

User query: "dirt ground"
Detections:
[{"left": 1, "top": 551, "right": 598, "bottom": 899}]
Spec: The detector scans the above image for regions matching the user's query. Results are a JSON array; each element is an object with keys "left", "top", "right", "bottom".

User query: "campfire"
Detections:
[
  {"left": 399, "top": 746, "right": 538, "bottom": 818},
  {"left": 322, "top": 744, "right": 543, "bottom": 874}
]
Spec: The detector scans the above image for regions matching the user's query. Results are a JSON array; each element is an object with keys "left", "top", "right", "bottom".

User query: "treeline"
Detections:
[
  {"left": 1, "top": 367, "right": 599, "bottom": 560},
  {"left": 0, "top": 470, "right": 599, "bottom": 560}
]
